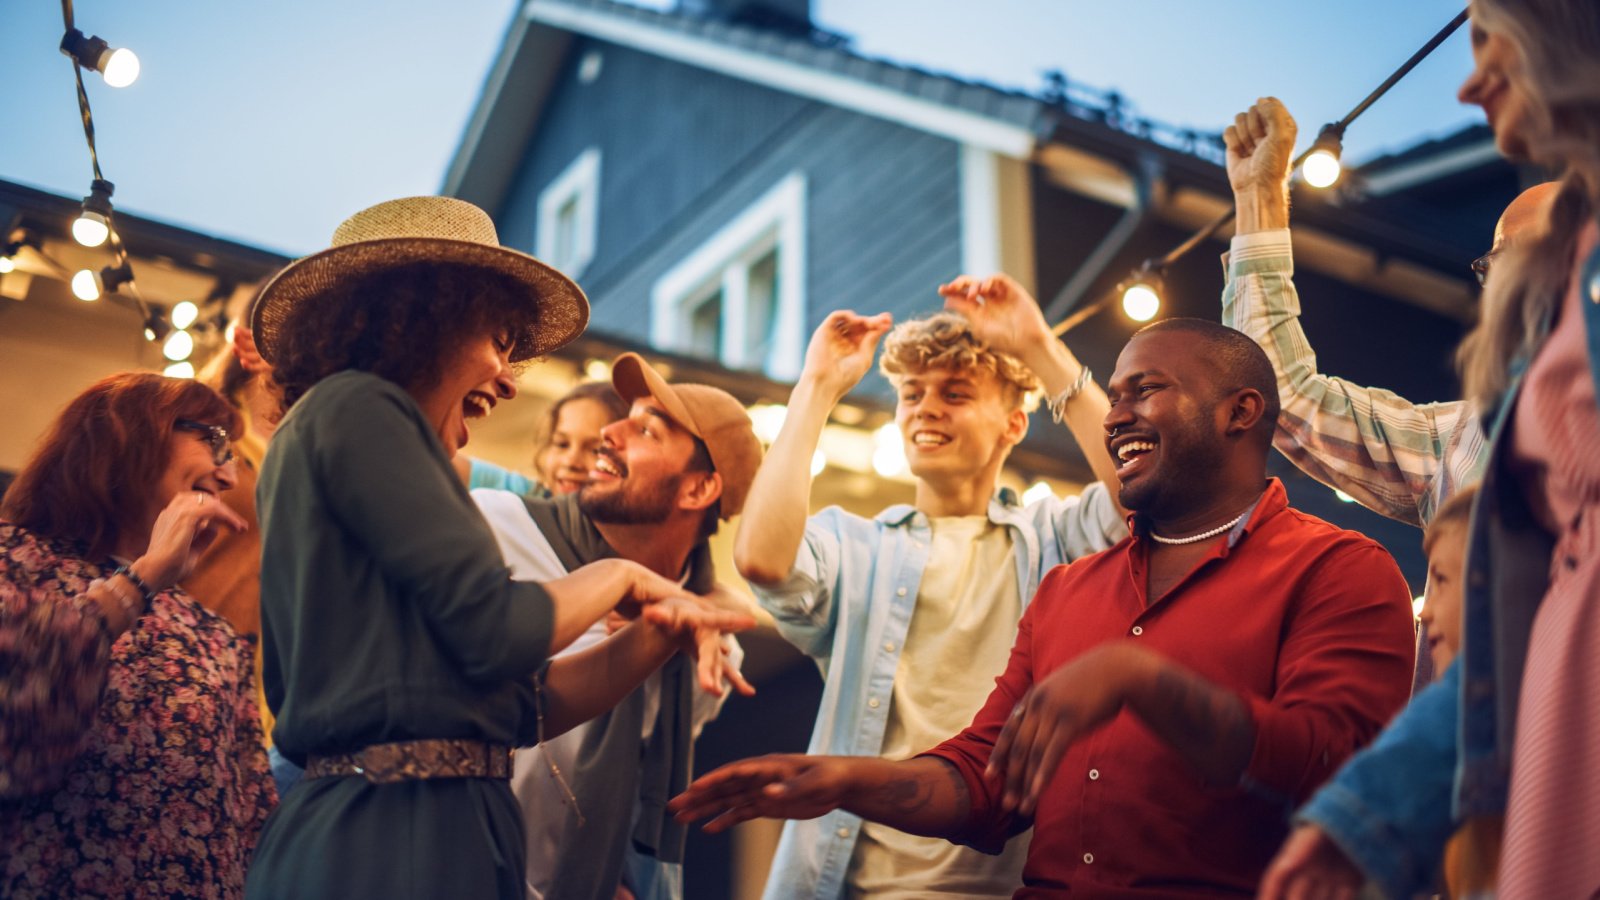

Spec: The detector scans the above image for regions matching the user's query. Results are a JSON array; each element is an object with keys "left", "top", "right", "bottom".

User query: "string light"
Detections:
[
  {"left": 1050, "top": 9, "right": 1469, "bottom": 337},
  {"left": 811, "top": 448, "right": 828, "bottom": 476},
  {"left": 0, "top": 241, "right": 18, "bottom": 274},
  {"left": 163, "top": 361, "right": 196, "bottom": 379},
  {"left": 70, "top": 260, "right": 133, "bottom": 301},
  {"left": 1301, "top": 123, "right": 1346, "bottom": 189},
  {"left": 72, "top": 179, "right": 115, "bottom": 247},
  {"left": 170, "top": 299, "right": 199, "bottom": 330},
  {"left": 163, "top": 329, "right": 195, "bottom": 362},
  {"left": 142, "top": 310, "right": 171, "bottom": 342},
  {"left": 1022, "top": 481, "right": 1054, "bottom": 506},
  {"left": 747, "top": 404, "right": 789, "bottom": 444},
  {"left": 1120, "top": 266, "right": 1163, "bottom": 322},
  {"left": 59, "top": 28, "right": 140, "bottom": 88},
  {"left": 871, "top": 422, "right": 908, "bottom": 478}
]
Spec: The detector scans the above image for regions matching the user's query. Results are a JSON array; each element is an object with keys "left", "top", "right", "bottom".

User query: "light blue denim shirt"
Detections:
[{"left": 753, "top": 481, "right": 1126, "bottom": 900}]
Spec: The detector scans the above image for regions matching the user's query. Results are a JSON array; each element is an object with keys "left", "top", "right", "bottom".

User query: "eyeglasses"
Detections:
[
  {"left": 1471, "top": 253, "right": 1495, "bottom": 286},
  {"left": 174, "top": 419, "right": 234, "bottom": 467}
]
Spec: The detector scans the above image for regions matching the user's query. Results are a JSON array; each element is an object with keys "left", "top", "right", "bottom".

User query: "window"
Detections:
[
  {"left": 536, "top": 148, "right": 600, "bottom": 278},
  {"left": 652, "top": 173, "right": 806, "bottom": 379}
]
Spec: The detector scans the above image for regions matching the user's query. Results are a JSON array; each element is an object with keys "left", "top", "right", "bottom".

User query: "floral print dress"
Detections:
[{"left": 0, "top": 522, "right": 275, "bottom": 899}]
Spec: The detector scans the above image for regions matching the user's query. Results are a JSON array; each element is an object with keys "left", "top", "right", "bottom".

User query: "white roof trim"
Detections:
[
  {"left": 1359, "top": 138, "right": 1502, "bottom": 196},
  {"left": 524, "top": 0, "right": 1038, "bottom": 158},
  {"left": 443, "top": 13, "right": 534, "bottom": 197}
]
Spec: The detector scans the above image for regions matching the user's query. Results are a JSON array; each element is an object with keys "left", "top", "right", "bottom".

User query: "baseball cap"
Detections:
[{"left": 610, "top": 352, "right": 763, "bottom": 518}]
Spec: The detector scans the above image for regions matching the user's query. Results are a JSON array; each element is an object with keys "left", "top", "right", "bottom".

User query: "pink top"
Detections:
[{"left": 1499, "top": 218, "right": 1600, "bottom": 899}]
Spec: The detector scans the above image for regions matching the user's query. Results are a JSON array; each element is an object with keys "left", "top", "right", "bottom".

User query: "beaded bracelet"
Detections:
[
  {"left": 88, "top": 576, "right": 142, "bottom": 626},
  {"left": 1048, "top": 365, "right": 1095, "bottom": 424},
  {"left": 111, "top": 564, "right": 157, "bottom": 615}
]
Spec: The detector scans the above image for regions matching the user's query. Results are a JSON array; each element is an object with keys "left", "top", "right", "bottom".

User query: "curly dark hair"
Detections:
[{"left": 268, "top": 262, "right": 541, "bottom": 414}]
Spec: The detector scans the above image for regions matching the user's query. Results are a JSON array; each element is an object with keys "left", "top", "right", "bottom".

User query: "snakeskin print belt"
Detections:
[{"left": 304, "top": 739, "right": 514, "bottom": 783}]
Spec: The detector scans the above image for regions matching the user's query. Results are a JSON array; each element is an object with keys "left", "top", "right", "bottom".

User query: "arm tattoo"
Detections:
[
  {"left": 876, "top": 775, "right": 935, "bottom": 814},
  {"left": 1146, "top": 667, "right": 1255, "bottom": 783},
  {"left": 873, "top": 761, "right": 969, "bottom": 815}
]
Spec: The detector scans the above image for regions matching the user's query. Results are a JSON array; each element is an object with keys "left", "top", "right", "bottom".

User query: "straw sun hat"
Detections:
[{"left": 249, "top": 196, "right": 589, "bottom": 364}]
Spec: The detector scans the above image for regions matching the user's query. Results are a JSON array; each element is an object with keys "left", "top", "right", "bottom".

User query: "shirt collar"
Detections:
[
  {"left": 875, "top": 486, "right": 1023, "bottom": 527},
  {"left": 1126, "top": 477, "right": 1287, "bottom": 549}
]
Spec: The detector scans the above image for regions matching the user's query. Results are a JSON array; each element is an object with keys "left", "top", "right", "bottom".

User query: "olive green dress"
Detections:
[{"left": 245, "top": 371, "right": 555, "bottom": 900}]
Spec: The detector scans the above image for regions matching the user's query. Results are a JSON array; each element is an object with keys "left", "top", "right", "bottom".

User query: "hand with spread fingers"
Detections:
[
  {"left": 1256, "top": 824, "right": 1364, "bottom": 900},
  {"left": 937, "top": 272, "right": 1051, "bottom": 361},
  {"left": 987, "top": 642, "right": 1154, "bottom": 817},
  {"left": 640, "top": 595, "right": 757, "bottom": 697},
  {"left": 802, "top": 310, "right": 894, "bottom": 400},
  {"left": 668, "top": 754, "right": 855, "bottom": 834}
]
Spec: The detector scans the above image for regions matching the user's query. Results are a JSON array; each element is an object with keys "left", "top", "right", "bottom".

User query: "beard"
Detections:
[
  {"left": 578, "top": 472, "right": 682, "bottom": 525},
  {"left": 1118, "top": 412, "right": 1227, "bottom": 520}
]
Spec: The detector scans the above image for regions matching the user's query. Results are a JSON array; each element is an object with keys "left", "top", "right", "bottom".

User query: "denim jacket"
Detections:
[
  {"left": 1297, "top": 240, "right": 1600, "bottom": 899},
  {"left": 751, "top": 482, "right": 1125, "bottom": 900}
]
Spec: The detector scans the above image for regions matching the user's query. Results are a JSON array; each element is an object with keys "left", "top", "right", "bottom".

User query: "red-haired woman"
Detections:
[{"left": 0, "top": 373, "right": 274, "bottom": 899}]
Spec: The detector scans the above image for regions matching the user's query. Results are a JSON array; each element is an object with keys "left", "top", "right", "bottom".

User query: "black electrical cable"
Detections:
[{"left": 1052, "top": 7, "right": 1471, "bottom": 336}]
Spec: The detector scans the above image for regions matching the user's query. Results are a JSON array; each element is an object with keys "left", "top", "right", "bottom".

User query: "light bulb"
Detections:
[
  {"left": 0, "top": 257, "right": 14, "bottom": 275},
  {"left": 871, "top": 422, "right": 907, "bottom": 478},
  {"left": 101, "top": 47, "right": 140, "bottom": 87},
  {"left": 163, "top": 329, "right": 194, "bottom": 361},
  {"left": 164, "top": 361, "right": 196, "bottom": 379},
  {"left": 1022, "top": 481, "right": 1054, "bottom": 506},
  {"left": 1121, "top": 283, "right": 1161, "bottom": 322},
  {"left": 1302, "top": 149, "right": 1343, "bottom": 189},
  {"left": 1412, "top": 596, "right": 1427, "bottom": 618},
  {"left": 170, "top": 300, "right": 199, "bottom": 330},
  {"left": 582, "top": 358, "right": 611, "bottom": 381},
  {"left": 748, "top": 404, "right": 788, "bottom": 444},
  {"left": 811, "top": 448, "right": 827, "bottom": 476},
  {"left": 72, "top": 268, "right": 101, "bottom": 301},
  {"left": 73, "top": 212, "right": 111, "bottom": 247}
]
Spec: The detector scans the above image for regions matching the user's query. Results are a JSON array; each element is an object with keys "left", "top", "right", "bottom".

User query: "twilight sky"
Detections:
[{"left": 1, "top": 0, "right": 1479, "bottom": 255}]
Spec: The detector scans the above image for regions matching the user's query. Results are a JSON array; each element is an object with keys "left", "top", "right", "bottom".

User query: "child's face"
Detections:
[{"left": 1419, "top": 523, "right": 1467, "bottom": 672}]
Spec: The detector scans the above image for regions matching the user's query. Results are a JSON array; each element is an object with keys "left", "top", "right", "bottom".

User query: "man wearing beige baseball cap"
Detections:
[{"left": 471, "top": 351, "right": 763, "bottom": 900}]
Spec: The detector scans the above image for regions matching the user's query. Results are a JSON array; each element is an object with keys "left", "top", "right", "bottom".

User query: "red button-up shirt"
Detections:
[{"left": 922, "top": 479, "right": 1415, "bottom": 897}]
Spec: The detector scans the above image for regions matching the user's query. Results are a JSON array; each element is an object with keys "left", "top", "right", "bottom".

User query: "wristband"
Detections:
[
  {"left": 111, "top": 564, "right": 157, "bottom": 615},
  {"left": 1049, "top": 365, "right": 1094, "bottom": 423}
]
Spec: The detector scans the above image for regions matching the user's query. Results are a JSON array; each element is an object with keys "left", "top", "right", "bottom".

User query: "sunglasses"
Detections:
[
  {"left": 174, "top": 419, "right": 234, "bottom": 467},
  {"left": 1471, "top": 253, "right": 1494, "bottom": 287}
]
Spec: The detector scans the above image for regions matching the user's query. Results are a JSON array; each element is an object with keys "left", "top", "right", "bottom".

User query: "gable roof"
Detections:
[{"left": 443, "top": 0, "right": 1232, "bottom": 209}]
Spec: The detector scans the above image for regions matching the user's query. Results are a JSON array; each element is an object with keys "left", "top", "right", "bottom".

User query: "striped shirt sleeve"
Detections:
[{"left": 1220, "top": 229, "right": 1486, "bottom": 527}]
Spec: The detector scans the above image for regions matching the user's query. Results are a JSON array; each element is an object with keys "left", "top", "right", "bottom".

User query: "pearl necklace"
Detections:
[{"left": 1149, "top": 510, "right": 1248, "bottom": 545}]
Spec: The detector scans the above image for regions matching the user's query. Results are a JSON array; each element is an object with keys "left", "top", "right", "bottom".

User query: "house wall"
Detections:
[{"left": 496, "top": 40, "right": 964, "bottom": 393}]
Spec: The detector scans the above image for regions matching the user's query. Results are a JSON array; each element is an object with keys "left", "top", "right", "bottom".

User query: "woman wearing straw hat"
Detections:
[{"left": 241, "top": 197, "right": 753, "bottom": 899}]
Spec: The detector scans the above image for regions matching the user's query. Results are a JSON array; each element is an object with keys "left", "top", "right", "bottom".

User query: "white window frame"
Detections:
[
  {"left": 651, "top": 172, "right": 807, "bottom": 379},
  {"left": 536, "top": 147, "right": 601, "bottom": 278}
]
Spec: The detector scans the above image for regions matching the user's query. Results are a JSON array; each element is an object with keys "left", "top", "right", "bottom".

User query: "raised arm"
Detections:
[
  {"left": 733, "top": 311, "right": 892, "bottom": 585},
  {"left": 940, "top": 273, "right": 1126, "bottom": 519},
  {"left": 1222, "top": 98, "right": 1474, "bottom": 526}
]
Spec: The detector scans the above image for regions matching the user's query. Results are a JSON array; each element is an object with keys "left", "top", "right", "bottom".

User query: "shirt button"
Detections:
[
  {"left": 896, "top": 587, "right": 907, "bottom": 597},
  {"left": 883, "top": 641, "right": 895, "bottom": 652},
  {"left": 1083, "top": 853, "right": 1094, "bottom": 865},
  {"left": 1088, "top": 768, "right": 1100, "bottom": 780},
  {"left": 837, "top": 827, "right": 850, "bottom": 838},
  {"left": 1130, "top": 626, "right": 1143, "bottom": 636},
  {"left": 868, "top": 697, "right": 881, "bottom": 708}
]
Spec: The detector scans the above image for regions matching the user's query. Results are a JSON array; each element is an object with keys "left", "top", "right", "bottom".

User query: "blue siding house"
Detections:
[{"left": 440, "top": 5, "right": 1532, "bottom": 895}]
